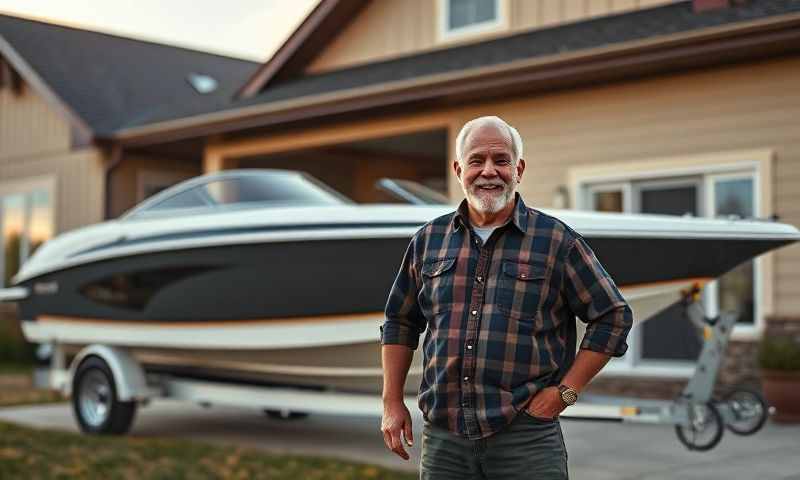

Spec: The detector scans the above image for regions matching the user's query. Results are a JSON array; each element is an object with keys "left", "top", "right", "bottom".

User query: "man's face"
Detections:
[{"left": 455, "top": 123, "right": 525, "bottom": 215}]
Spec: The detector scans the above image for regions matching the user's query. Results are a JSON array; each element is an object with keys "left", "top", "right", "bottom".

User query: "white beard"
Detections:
[{"left": 460, "top": 171, "right": 518, "bottom": 215}]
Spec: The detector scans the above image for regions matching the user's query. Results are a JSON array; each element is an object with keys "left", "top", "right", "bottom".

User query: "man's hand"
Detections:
[
  {"left": 381, "top": 399, "right": 414, "bottom": 460},
  {"left": 525, "top": 386, "right": 565, "bottom": 420}
]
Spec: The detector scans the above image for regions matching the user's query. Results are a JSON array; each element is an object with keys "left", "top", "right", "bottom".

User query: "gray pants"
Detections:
[{"left": 420, "top": 413, "right": 569, "bottom": 480}]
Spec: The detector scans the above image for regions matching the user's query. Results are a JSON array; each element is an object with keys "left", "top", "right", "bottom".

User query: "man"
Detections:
[{"left": 380, "top": 116, "right": 633, "bottom": 479}]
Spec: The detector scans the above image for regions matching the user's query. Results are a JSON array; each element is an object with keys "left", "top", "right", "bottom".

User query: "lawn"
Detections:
[
  {"left": 0, "top": 420, "right": 415, "bottom": 480},
  {"left": 0, "top": 366, "right": 64, "bottom": 407}
]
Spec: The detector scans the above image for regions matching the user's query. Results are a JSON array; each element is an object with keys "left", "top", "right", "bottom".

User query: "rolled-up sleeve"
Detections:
[
  {"left": 563, "top": 236, "right": 633, "bottom": 357},
  {"left": 381, "top": 239, "right": 426, "bottom": 350}
]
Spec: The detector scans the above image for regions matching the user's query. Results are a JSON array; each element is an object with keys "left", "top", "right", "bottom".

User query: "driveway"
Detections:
[{"left": 2, "top": 400, "right": 799, "bottom": 479}]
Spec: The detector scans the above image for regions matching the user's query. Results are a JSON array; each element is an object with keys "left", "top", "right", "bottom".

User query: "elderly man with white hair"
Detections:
[{"left": 380, "top": 116, "right": 633, "bottom": 479}]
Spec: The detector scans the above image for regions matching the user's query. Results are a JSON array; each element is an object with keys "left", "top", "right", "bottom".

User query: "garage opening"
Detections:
[{"left": 236, "top": 129, "right": 449, "bottom": 204}]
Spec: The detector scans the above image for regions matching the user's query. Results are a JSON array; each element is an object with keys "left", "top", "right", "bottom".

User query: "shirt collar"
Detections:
[{"left": 452, "top": 193, "right": 529, "bottom": 234}]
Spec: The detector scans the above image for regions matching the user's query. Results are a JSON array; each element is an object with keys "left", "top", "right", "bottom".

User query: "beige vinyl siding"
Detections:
[
  {"left": 307, "top": 0, "right": 436, "bottom": 74},
  {"left": 0, "top": 148, "right": 105, "bottom": 234},
  {"left": 0, "top": 84, "right": 103, "bottom": 234},
  {"left": 307, "top": 0, "right": 672, "bottom": 73},
  {"left": 0, "top": 84, "right": 71, "bottom": 161}
]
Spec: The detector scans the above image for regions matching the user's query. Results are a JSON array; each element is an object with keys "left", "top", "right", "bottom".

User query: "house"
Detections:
[{"left": 2, "top": 0, "right": 799, "bottom": 396}]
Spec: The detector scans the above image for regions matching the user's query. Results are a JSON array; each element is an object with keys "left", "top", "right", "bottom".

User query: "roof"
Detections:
[
  {"left": 236, "top": 0, "right": 367, "bottom": 99},
  {"left": 115, "top": 0, "right": 800, "bottom": 139},
  {"left": 239, "top": 0, "right": 800, "bottom": 107},
  {"left": 3, "top": 0, "right": 800, "bottom": 143},
  {"left": 0, "top": 13, "right": 259, "bottom": 136}
]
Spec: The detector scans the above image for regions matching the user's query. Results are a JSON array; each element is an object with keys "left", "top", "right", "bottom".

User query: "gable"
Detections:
[
  {"left": 0, "top": 13, "right": 259, "bottom": 136},
  {"left": 306, "top": 0, "right": 674, "bottom": 74},
  {"left": 0, "top": 58, "right": 73, "bottom": 160}
]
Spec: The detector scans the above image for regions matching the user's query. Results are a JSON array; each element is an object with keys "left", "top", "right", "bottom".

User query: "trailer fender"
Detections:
[{"left": 67, "top": 345, "right": 149, "bottom": 402}]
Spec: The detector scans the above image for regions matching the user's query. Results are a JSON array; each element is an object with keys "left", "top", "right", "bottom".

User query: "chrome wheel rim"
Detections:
[{"left": 79, "top": 370, "right": 112, "bottom": 427}]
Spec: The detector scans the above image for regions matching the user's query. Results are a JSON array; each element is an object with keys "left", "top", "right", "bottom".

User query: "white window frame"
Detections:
[
  {"left": 584, "top": 182, "right": 632, "bottom": 212},
  {"left": 567, "top": 149, "right": 773, "bottom": 378},
  {"left": 704, "top": 171, "right": 761, "bottom": 338},
  {"left": 631, "top": 176, "right": 704, "bottom": 217},
  {"left": 438, "top": 0, "right": 508, "bottom": 43},
  {"left": 0, "top": 175, "right": 56, "bottom": 288}
]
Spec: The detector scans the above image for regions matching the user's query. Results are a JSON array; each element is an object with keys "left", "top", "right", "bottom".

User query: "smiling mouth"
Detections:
[{"left": 476, "top": 185, "right": 503, "bottom": 191}]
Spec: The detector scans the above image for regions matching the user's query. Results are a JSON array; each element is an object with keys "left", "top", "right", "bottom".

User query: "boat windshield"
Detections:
[
  {"left": 124, "top": 171, "right": 350, "bottom": 219},
  {"left": 375, "top": 178, "right": 449, "bottom": 205}
]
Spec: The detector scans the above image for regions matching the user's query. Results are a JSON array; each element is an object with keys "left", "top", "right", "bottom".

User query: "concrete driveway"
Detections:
[{"left": 2, "top": 400, "right": 799, "bottom": 479}]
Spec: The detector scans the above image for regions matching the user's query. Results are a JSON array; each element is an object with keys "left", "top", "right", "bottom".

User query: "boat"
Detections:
[{"left": 1, "top": 169, "right": 798, "bottom": 395}]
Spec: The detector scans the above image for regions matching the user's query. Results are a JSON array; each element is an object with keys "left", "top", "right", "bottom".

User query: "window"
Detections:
[
  {"left": 80, "top": 267, "right": 213, "bottom": 311},
  {"left": 580, "top": 168, "right": 760, "bottom": 374},
  {"left": 440, "top": 0, "right": 506, "bottom": 41},
  {"left": 707, "top": 175, "right": 756, "bottom": 326},
  {"left": 200, "top": 175, "right": 346, "bottom": 207},
  {"left": 127, "top": 172, "right": 350, "bottom": 219},
  {"left": 148, "top": 187, "right": 209, "bottom": 211},
  {"left": 0, "top": 180, "right": 54, "bottom": 287}
]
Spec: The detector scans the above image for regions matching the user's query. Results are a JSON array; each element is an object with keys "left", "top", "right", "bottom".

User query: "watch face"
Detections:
[{"left": 561, "top": 388, "right": 578, "bottom": 405}]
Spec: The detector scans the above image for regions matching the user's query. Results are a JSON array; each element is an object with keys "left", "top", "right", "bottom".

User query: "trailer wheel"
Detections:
[
  {"left": 72, "top": 356, "right": 137, "bottom": 435},
  {"left": 722, "top": 388, "right": 768, "bottom": 436},
  {"left": 675, "top": 401, "right": 724, "bottom": 451}
]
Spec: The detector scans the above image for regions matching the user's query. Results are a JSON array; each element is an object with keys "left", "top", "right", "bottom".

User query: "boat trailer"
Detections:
[
  {"left": 44, "top": 288, "right": 765, "bottom": 450},
  {"left": 561, "top": 288, "right": 768, "bottom": 451}
]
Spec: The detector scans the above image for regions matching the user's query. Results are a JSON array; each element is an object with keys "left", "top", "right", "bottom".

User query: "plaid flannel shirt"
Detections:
[{"left": 381, "top": 194, "right": 633, "bottom": 439}]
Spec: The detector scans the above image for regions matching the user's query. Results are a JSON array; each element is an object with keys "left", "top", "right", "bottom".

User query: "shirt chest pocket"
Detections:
[
  {"left": 420, "top": 258, "right": 457, "bottom": 315},
  {"left": 497, "top": 261, "right": 547, "bottom": 320}
]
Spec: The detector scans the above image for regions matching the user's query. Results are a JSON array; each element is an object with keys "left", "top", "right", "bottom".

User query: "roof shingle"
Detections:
[{"left": 0, "top": 13, "right": 259, "bottom": 135}]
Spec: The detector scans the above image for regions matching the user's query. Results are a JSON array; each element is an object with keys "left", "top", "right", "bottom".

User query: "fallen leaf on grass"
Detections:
[
  {"left": 361, "top": 466, "right": 380, "bottom": 478},
  {"left": 0, "top": 447, "right": 23, "bottom": 459}
]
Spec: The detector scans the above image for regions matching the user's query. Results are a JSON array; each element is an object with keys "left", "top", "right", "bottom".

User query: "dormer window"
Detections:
[{"left": 439, "top": 0, "right": 507, "bottom": 42}]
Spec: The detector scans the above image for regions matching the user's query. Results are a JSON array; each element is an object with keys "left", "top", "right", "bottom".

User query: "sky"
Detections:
[{"left": 0, "top": 0, "right": 319, "bottom": 61}]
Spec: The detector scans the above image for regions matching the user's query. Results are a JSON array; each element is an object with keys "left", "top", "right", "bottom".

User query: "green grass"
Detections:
[
  {"left": 0, "top": 387, "right": 64, "bottom": 407},
  {"left": 0, "top": 421, "right": 415, "bottom": 480},
  {"left": 0, "top": 369, "right": 65, "bottom": 407},
  {"left": 0, "top": 363, "right": 33, "bottom": 375}
]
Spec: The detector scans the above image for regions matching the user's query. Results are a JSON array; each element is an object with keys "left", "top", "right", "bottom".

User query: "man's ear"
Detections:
[
  {"left": 453, "top": 160, "right": 462, "bottom": 181},
  {"left": 516, "top": 157, "right": 526, "bottom": 181}
]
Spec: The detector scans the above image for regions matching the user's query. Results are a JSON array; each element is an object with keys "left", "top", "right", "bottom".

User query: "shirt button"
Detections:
[
  {"left": 463, "top": 376, "right": 470, "bottom": 382},
  {"left": 476, "top": 276, "right": 484, "bottom": 283},
  {"left": 471, "top": 310, "right": 478, "bottom": 316},
  {"left": 467, "top": 344, "right": 473, "bottom": 350},
  {"left": 520, "top": 274, "right": 527, "bottom": 278}
]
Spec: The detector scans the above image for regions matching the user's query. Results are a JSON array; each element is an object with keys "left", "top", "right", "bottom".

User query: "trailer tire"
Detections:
[
  {"left": 723, "top": 388, "right": 768, "bottom": 436},
  {"left": 675, "top": 401, "right": 723, "bottom": 452},
  {"left": 72, "top": 356, "right": 137, "bottom": 435}
]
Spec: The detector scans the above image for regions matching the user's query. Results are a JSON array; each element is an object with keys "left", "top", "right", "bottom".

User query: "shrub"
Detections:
[
  {"left": 0, "top": 315, "right": 35, "bottom": 365},
  {"left": 758, "top": 337, "right": 800, "bottom": 371}
]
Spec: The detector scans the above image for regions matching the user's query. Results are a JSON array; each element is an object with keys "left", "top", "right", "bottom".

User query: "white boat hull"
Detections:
[{"left": 23, "top": 280, "right": 705, "bottom": 395}]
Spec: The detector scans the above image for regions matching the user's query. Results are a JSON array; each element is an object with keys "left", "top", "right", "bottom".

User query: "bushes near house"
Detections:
[
  {"left": 758, "top": 335, "right": 800, "bottom": 423},
  {"left": 758, "top": 337, "right": 800, "bottom": 371},
  {"left": 0, "top": 308, "right": 35, "bottom": 366}
]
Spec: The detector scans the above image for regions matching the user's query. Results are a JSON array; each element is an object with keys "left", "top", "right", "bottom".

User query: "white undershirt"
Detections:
[{"left": 472, "top": 225, "right": 497, "bottom": 244}]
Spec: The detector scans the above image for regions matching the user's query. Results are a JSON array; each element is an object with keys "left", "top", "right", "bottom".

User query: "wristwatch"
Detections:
[{"left": 558, "top": 384, "right": 578, "bottom": 406}]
